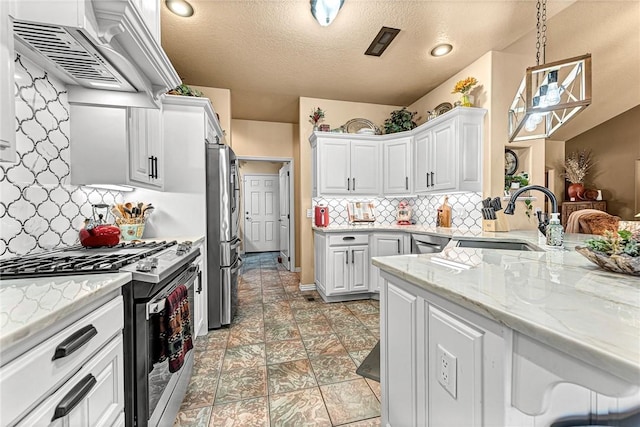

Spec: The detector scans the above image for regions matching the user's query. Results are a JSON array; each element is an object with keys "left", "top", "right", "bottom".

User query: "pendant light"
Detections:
[
  {"left": 310, "top": 0, "right": 344, "bottom": 26},
  {"left": 508, "top": 0, "right": 591, "bottom": 142}
]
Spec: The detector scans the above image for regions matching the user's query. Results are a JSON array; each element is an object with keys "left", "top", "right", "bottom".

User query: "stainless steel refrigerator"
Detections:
[{"left": 205, "top": 143, "right": 241, "bottom": 329}]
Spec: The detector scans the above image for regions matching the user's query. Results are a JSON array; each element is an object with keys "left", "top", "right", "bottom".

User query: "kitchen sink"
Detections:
[{"left": 455, "top": 239, "right": 542, "bottom": 251}]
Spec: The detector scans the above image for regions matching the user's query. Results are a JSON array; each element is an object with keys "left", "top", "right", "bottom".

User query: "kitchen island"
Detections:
[{"left": 372, "top": 231, "right": 640, "bottom": 426}]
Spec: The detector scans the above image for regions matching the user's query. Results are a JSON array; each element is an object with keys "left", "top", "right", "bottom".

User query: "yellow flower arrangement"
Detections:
[{"left": 452, "top": 77, "right": 478, "bottom": 94}]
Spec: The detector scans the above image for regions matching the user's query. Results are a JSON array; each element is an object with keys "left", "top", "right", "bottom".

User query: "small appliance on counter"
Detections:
[
  {"left": 79, "top": 203, "right": 120, "bottom": 247},
  {"left": 396, "top": 201, "right": 412, "bottom": 225},
  {"left": 314, "top": 205, "right": 329, "bottom": 227}
]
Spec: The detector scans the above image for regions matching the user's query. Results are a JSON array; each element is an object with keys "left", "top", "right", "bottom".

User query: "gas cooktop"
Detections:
[{"left": 0, "top": 241, "right": 179, "bottom": 279}]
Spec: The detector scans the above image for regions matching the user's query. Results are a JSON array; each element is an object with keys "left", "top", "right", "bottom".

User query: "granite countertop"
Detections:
[
  {"left": 0, "top": 273, "right": 131, "bottom": 350},
  {"left": 372, "top": 231, "right": 640, "bottom": 382}
]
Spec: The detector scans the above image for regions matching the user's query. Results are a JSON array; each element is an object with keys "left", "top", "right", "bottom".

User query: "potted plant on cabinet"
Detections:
[
  {"left": 383, "top": 107, "right": 418, "bottom": 134},
  {"left": 563, "top": 149, "right": 593, "bottom": 201}
]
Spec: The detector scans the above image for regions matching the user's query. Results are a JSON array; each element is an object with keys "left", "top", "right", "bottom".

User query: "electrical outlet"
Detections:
[
  {"left": 306, "top": 209, "right": 313, "bottom": 218},
  {"left": 437, "top": 344, "right": 457, "bottom": 399}
]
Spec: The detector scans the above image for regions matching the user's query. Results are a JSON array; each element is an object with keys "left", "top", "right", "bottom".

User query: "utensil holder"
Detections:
[
  {"left": 482, "top": 211, "right": 510, "bottom": 232},
  {"left": 119, "top": 223, "right": 145, "bottom": 240}
]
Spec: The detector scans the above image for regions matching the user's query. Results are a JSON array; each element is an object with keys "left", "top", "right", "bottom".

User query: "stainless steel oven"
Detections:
[{"left": 140, "top": 263, "right": 199, "bottom": 427}]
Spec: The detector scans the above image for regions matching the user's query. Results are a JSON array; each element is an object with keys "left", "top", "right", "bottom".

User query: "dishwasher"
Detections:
[
  {"left": 411, "top": 233, "right": 451, "bottom": 254},
  {"left": 357, "top": 233, "right": 451, "bottom": 383}
]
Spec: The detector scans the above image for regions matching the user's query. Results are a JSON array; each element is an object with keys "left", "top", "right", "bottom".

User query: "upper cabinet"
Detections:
[
  {"left": 128, "top": 108, "right": 164, "bottom": 189},
  {"left": 0, "top": 0, "right": 16, "bottom": 163},
  {"left": 311, "top": 137, "right": 381, "bottom": 197},
  {"left": 414, "top": 107, "right": 485, "bottom": 194},
  {"left": 70, "top": 105, "right": 164, "bottom": 190},
  {"left": 310, "top": 107, "right": 486, "bottom": 198},
  {"left": 131, "top": 0, "right": 161, "bottom": 42},
  {"left": 383, "top": 137, "right": 412, "bottom": 196}
]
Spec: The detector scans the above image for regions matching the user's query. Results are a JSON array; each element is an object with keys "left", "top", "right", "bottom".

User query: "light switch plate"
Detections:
[
  {"left": 437, "top": 344, "right": 457, "bottom": 399},
  {"left": 306, "top": 209, "right": 313, "bottom": 218}
]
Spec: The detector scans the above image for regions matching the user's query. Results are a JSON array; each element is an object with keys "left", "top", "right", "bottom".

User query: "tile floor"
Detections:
[{"left": 174, "top": 252, "right": 381, "bottom": 427}]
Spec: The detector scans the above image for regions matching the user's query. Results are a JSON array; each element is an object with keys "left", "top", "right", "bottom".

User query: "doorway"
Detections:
[
  {"left": 238, "top": 157, "right": 295, "bottom": 272},
  {"left": 243, "top": 174, "right": 279, "bottom": 253}
]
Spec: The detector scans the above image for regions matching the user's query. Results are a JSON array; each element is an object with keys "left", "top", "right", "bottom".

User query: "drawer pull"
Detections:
[
  {"left": 342, "top": 236, "right": 356, "bottom": 241},
  {"left": 52, "top": 325, "right": 98, "bottom": 361},
  {"left": 51, "top": 374, "right": 97, "bottom": 421}
]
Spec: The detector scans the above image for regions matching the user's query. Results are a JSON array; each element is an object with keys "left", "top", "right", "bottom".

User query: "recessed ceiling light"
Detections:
[
  {"left": 431, "top": 43, "right": 453, "bottom": 57},
  {"left": 166, "top": 0, "right": 194, "bottom": 17}
]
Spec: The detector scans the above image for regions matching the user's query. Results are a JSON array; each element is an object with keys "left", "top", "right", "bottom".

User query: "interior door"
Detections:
[
  {"left": 243, "top": 174, "right": 280, "bottom": 253},
  {"left": 278, "top": 164, "right": 291, "bottom": 269}
]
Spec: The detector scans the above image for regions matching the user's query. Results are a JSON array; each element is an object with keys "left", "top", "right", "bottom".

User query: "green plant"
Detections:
[
  {"left": 167, "top": 83, "right": 203, "bottom": 97},
  {"left": 384, "top": 107, "right": 418, "bottom": 134},
  {"left": 309, "top": 107, "right": 325, "bottom": 126},
  {"left": 504, "top": 173, "right": 533, "bottom": 218},
  {"left": 586, "top": 230, "right": 640, "bottom": 257}
]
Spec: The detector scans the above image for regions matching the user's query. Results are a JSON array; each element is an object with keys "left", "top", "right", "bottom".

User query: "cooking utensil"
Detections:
[{"left": 111, "top": 205, "right": 124, "bottom": 220}]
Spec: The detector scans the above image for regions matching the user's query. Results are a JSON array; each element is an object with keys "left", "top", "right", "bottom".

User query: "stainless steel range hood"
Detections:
[{"left": 11, "top": 0, "right": 180, "bottom": 108}]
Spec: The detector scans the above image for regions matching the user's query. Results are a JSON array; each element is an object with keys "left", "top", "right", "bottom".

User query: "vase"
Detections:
[
  {"left": 461, "top": 93, "right": 474, "bottom": 107},
  {"left": 567, "top": 182, "right": 585, "bottom": 201},
  {"left": 312, "top": 124, "right": 319, "bottom": 132}
]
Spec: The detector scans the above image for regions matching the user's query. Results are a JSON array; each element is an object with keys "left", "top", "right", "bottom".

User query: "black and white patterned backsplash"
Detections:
[
  {"left": 313, "top": 192, "right": 483, "bottom": 228},
  {"left": 0, "top": 54, "right": 123, "bottom": 258}
]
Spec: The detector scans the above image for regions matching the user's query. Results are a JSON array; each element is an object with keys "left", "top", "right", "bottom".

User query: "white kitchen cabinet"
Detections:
[
  {"left": 129, "top": 107, "right": 164, "bottom": 189},
  {"left": 18, "top": 335, "right": 124, "bottom": 427},
  {"left": 1, "top": 293, "right": 125, "bottom": 426},
  {"left": 414, "top": 107, "right": 486, "bottom": 194},
  {"left": 381, "top": 279, "right": 491, "bottom": 427},
  {"left": 70, "top": 104, "right": 163, "bottom": 190},
  {"left": 369, "top": 232, "right": 407, "bottom": 292},
  {"left": 314, "top": 232, "right": 371, "bottom": 301},
  {"left": 193, "top": 242, "right": 207, "bottom": 337},
  {"left": 414, "top": 120, "right": 456, "bottom": 193},
  {"left": 383, "top": 137, "right": 412, "bottom": 196},
  {"left": 382, "top": 282, "right": 418, "bottom": 427},
  {"left": 327, "top": 245, "right": 369, "bottom": 294},
  {"left": 311, "top": 135, "right": 380, "bottom": 197},
  {"left": 0, "top": 0, "right": 16, "bottom": 163}
]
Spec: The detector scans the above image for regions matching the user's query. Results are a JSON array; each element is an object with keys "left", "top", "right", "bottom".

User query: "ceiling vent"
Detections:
[{"left": 365, "top": 27, "right": 400, "bottom": 57}]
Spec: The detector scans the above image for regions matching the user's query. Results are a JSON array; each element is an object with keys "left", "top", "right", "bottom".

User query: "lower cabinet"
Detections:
[
  {"left": 381, "top": 276, "right": 499, "bottom": 427},
  {"left": 369, "top": 233, "right": 408, "bottom": 292},
  {"left": 17, "top": 335, "right": 124, "bottom": 427},
  {"left": 1, "top": 293, "right": 125, "bottom": 426},
  {"left": 314, "top": 232, "right": 370, "bottom": 300}
]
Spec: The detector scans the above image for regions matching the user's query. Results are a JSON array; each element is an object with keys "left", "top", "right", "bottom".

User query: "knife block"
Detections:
[{"left": 482, "top": 211, "right": 510, "bottom": 232}]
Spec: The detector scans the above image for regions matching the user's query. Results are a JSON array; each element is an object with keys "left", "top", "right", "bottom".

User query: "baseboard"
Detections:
[
  {"left": 299, "top": 283, "right": 316, "bottom": 291},
  {"left": 295, "top": 267, "right": 301, "bottom": 273}
]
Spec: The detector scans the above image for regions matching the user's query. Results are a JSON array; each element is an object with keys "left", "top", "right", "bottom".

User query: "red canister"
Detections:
[{"left": 314, "top": 205, "right": 329, "bottom": 227}]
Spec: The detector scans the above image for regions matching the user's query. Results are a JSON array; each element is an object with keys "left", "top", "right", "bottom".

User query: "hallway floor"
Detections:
[{"left": 174, "top": 252, "right": 381, "bottom": 426}]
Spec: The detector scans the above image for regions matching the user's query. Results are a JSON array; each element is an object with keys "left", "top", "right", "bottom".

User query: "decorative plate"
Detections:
[
  {"left": 342, "top": 118, "right": 381, "bottom": 134},
  {"left": 582, "top": 189, "right": 599, "bottom": 201},
  {"left": 575, "top": 246, "right": 640, "bottom": 276},
  {"left": 434, "top": 102, "right": 453, "bottom": 116}
]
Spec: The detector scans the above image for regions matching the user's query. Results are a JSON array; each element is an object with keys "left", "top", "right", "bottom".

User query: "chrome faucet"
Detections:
[{"left": 504, "top": 185, "right": 560, "bottom": 237}]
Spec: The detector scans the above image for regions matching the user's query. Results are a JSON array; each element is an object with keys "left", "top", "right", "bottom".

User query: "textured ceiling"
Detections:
[{"left": 161, "top": 0, "right": 639, "bottom": 134}]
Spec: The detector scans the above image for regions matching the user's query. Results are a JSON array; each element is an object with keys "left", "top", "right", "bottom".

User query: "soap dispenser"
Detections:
[{"left": 546, "top": 212, "right": 564, "bottom": 247}]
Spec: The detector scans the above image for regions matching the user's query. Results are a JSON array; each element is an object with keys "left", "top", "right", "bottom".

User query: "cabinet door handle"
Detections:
[
  {"left": 426, "top": 172, "right": 429, "bottom": 187},
  {"left": 51, "top": 374, "right": 97, "bottom": 421},
  {"left": 196, "top": 270, "right": 202, "bottom": 293},
  {"left": 52, "top": 325, "right": 98, "bottom": 361},
  {"left": 148, "top": 156, "right": 154, "bottom": 178},
  {"left": 352, "top": 178, "right": 356, "bottom": 191},
  {"left": 342, "top": 236, "right": 356, "bottom": 241},
  {"left": 153, "top": 156, "right": 159, "bottom": 179},
  {"left": 430, "top": 172, "right": 435, "bottom": 187},
  {"left": 397, "top": 240, "right": 401, "bottom": 254},
  {"left": 405, "top": 176, "right": 408, "bottom": 190},
  {"left": 351, "top": 249, "right": 354, "bottom": 263},
  {"left": 345, "top": 250, "right": 349, "bottom": 264},
  {"left": 347, "top": 178, "right": 350, "bottom": 191}
]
